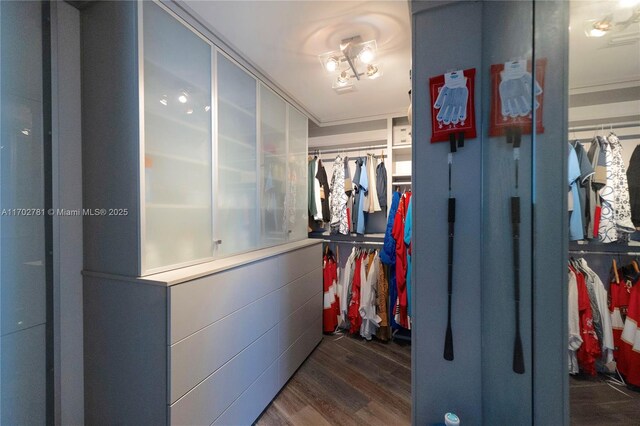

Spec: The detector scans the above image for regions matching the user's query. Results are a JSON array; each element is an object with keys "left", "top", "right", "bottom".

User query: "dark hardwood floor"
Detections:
[
  {"left": 255, "top": 333, "right": 411, "bottom": 426},
  {"left": 570, "top": 374, "right": 640, "bottom": 425},
  {"left": 257, "top": 334, "right": 640, "bottom": 425}
]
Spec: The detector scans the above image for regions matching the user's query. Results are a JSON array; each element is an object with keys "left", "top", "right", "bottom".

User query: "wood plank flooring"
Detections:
[
  {"left": 255, "top": 334, "right": 411, "bottom": 426},
  {"left": 570, "top": 374, "right": 640, "bottom": 425}
]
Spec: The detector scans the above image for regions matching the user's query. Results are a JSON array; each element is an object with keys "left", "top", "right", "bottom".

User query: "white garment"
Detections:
[
  {"left": 568, "top": 269, "right": 582, "bottom": 375},
  {"left": 367, "top": 155, "right": 382, "bottom": 213},
  {"left": 359, "top": 252, "right": 382, "bottom": 340},
  {"left": 580, "top": 260, "right": 614, "bottom": 365},
  {"left": 338, "top": 248, "right": 357, "bottom": 328},
  {"left": 313, "top": 158, "right": 323, "bottom": 221}
]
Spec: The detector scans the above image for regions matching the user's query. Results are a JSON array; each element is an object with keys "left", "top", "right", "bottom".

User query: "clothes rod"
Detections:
[
  {"left": 322, "top": 239, "right": 384, "bottom": 246},
  {"left": 569, "top": 250, "right": 640, "bottom": 256},
  {"left": 309, "top": 144, "right": 388, "bottom": 155},
  {"left": 568, "top": 121, "right": 640, "bottom": 132}
]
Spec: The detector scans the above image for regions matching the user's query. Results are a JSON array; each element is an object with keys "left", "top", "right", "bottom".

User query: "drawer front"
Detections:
[
  {"left": 169, "top": 244, "right": 321, "bottom": 344},
  {"left": 169, "top": 290, "right": 279, "bottom": 403},
  {"left": 279, "top": 244, "right": 322, "bottom": 285},
  {"left": 393, "top": 125, "right": 412, "bottom": 145},
  {"left": 278, "top": 316, "right": 322, "bottom": 388},
  {"left": 277, "top": 268, "right": 321, "bottom": 322},
  {"left": 169, "top": 327, "right": 278, "bottom": 426},
  {"left": 278, "top": 291, "right": 322, "bottom": 354},
  {"left": 211, "top": 361, "right": 278, "bottom": 426}
]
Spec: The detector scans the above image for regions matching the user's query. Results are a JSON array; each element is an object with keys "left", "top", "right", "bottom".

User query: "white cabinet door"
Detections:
[
  {"left": 142, "top": 2, "right": 213, "bottom": 271},
  {"left": 259, "top": 85, "right": 287, "bottom": 246},
  {"left": 286, "top": 106, "right": 308, "bottom": 242},
  {"left": 216, "top": 54, "right": 259, "bottom": 256}
]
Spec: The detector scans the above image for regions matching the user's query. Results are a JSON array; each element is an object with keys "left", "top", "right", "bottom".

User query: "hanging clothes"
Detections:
[
  {"left": 348, "top": 252, "right": 365, "bottom": 334},
  {"left": 627, "top": 145, "right": 640, "bottom": 228},
  {"left": 313, "top": 158, "right": 323, "bottom": 221},
  {"left": 376, "top": 159, "right": 388, "bottom": 209},
  {"left": 569, "top": 143, "right": 584, "bottom": 241},
  {"left": 578, "top": 259, "right": 614, "bottom": 366},
  {"left": 571, "top": 265, "right": 601, "bottom": 376},
  {"left": 330, "top": 156, "right": 349, "bottom": 235},
  {"left": 568, "top": 269, "right": 582, "bottom": 375},
  {"left": 308, "top": 158, "right": 318, "bottom": 219},
  {"left": 392, "top": 191, "right": 412, "bottom": 329},
  {"left": 607, "top": 133, "right": 635, "bottom": 236},
  {"left": 360, "top": 251, "right": 381, "bottom": 340},
  {"left": 352, "top": 158, "right": 363, "bottom": 233},
  {"left": 316, "top": 159, "right": 331, "bottom": 222},
  {"left": 610, "top": 269, "right": 631, "bottom": 377},
  {"left": 571, "top": 141, "right": 595, "bottom": 237},
  {"left": 356, "top": 158, "right": 369, "bottom": 235},
  {"left": 376, "top": 261, "right": 391, "bottom": 341},
  {"left": 338, "top": 248, "right": 357, "bottom": 329},
  {"left": 619, "top": 277, "right": 640, "bottom": 387},
  {"left": 404, "top": 198, "right": 413, "bottom": 321},
  {"left": 599, "top": 138, "right": 618, "bottom": 242},
  {"left": 322, "top": 252, "right": 339, "bottom": 333},
  {"left": 381, "top": 191, "right": 401, "bottom": 266},
  {"left": 586, "top": 138, "right": 605, "bottom": 239},
  {"left": 366, "top": 154, "right": 382, "bottom": 213}
]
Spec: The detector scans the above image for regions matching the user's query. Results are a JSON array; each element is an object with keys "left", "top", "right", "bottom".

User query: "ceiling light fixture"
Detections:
[
  {"left": 325, "top": 57, "right": 339, "bottom": 73},
  {"left": 20, "top": 128, "right": 30, "bottom": 136},
  {"left": 160, "top": 95, "right": 168, "bottom": 106},
  {"left": 319, "top": 36, "right": 382, "bottom": 92},
  {"left": 178, "top": 92, "right": 188, "bottom": 104}
]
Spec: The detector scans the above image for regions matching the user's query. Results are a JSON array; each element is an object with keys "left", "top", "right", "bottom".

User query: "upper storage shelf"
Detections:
[{"left": 82, "top": 1, "right": 309, "bottom": 277}]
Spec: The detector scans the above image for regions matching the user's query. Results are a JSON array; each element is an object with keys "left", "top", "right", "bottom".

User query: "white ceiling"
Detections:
[
  {"left": 569, "top": 0, "right": 640, "bottom": 91},
  {"left": 182, "top": 0, "right": 412, "bottom": 126}
]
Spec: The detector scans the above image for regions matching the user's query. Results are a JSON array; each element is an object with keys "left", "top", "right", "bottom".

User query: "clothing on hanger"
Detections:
[
  {"left": 376, "top": 158, "right": 388, "bottom": 209},
  {"left": 627, "top": 145, "right": 640, "bottom": 228},
  {"left": 329, "top": 155, "right": 349, "bottom": 235}
]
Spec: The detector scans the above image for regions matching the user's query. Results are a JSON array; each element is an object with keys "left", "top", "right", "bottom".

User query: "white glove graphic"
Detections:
[
  {"left": 499, "top": 60, "right": 542, "bottom": 119},
  {"left": 434, "top": 70, "right": 468, "bottom": 125}
]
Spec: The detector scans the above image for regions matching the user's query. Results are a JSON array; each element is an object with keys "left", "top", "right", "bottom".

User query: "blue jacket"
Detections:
[{"left": 380, "top": 191, "right": 401, "bottom": 265}]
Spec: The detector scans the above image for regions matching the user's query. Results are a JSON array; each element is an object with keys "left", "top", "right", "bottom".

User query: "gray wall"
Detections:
[
  {"left": 411, "top": 2, "right": 483, "bottom": 423},
  {"left": 411, "top": 1, "right": 568, "bottom": 424},
  {"left": 51, "top": 2, "right": 84, "bottom": 424}
]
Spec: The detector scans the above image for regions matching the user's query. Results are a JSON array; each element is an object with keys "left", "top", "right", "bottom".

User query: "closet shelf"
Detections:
[
  {"left": 569, "top": 240, "right": 640, "bottom": 255},
  {"left": 308, "top": 231, "right": 385, "bottom": 244}
]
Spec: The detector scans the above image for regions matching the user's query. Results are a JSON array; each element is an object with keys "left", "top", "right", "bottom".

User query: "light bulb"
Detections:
[
  {"left": 178, "top": 92, "right": 188, "bottom": 104},
  {"left": 204, "top": 105, "right": 211, "bottom": 112},
  {"left": 160, "top": 95, "right": 168, "bottom": 106},
  {"left": 359, "top": 46, "right": 374, "bottom": 64},
  {"left": 366, "top": 64, "right": 379, "bottom": 79},
  {"left": 589, "top": 28, "right": 607, "bottom": 37},
  {"left": 186, "top": 108, "right": 193, "bottom": 115},
  {"left": 336, "top": 71, "right": 350, "bottom": 87},
  {"left": 21, "top": 128, "right": 30, "bottom": 136},
  {"left": 325, "top": 57, "right": 339, "bottom": 73}
]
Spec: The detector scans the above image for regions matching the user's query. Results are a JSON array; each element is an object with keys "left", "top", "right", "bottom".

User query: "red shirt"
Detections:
[
  {"left": 620, "top": 279, "right": 640, "bottom": 386},
  {"left": 572, "top": 267, "right": 600, "bottom": 375},
  {"left": 348, "top": 254, "right": 364, "bottom": 334}
]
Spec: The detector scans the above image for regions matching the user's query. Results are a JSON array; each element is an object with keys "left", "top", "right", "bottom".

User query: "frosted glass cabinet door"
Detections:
[
  {"left": 287, "top": 107, "right": 308, "bottom": 242},
  {"left": 142, "top": 2, "right": 213, "bottom": 271},
  {"left": 216, "top": 54, "right": 259, "bottom": 256},
  {"left": 259, "top": 85, "right": 288, "bottom": 246}
]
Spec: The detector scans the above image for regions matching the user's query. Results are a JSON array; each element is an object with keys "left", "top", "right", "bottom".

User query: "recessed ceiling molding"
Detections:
[
  {"left": 569, "top": 78, "right": 640, "bottom": 94},
  {"left": 309, "top": 129, "right": 388, "bottom": 148}
]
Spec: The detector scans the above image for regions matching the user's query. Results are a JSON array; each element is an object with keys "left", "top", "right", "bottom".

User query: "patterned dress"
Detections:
[
  {"left": 607, "top": 133, "right": 635, "bottom": 237},
  {"left": 329, "top": 156, "right": 349, "bottom": 235}
]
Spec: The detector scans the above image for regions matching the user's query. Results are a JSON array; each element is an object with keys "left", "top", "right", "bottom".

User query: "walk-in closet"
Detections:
[
  {"left": 4, "top": 1, "right": 640, "bottom": 425},
  {"left": 567, "top": 1, "right": 640, "bottom": 422}
]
